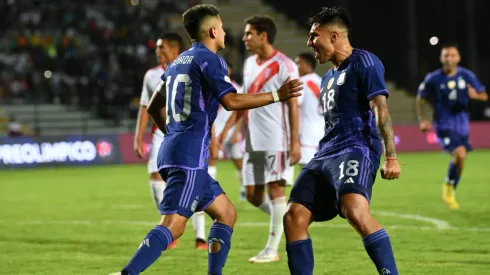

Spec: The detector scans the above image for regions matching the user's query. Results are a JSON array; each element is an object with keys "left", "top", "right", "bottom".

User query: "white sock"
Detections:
[
  {"left": 265, "top": 196, "right": 287, "bottom": 253},
  {"left": 208, "top": 165, "right": 217, "bottom": 180},
  {"left": 149, "top": 180, "right": 166, "bottom": 209},
  {"left": 192, "top": 211, "right": 206, "bottom": 240},
  {"left": 258, "top": 193, "right": 271, "bottom": 215}
]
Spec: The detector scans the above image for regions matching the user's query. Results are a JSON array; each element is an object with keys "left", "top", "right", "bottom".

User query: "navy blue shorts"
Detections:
[
  {"left": 158, "top": 168, "right": 224, "bottom": 218},
  {"left": 289, "top": 150, "right": 378, "bottom": 222},
  {"left": 436, "top": 130, "right": 472, "bottom": 153}
]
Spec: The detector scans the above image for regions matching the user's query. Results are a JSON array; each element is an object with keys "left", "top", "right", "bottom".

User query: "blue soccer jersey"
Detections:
[
  {"left": 316, "top": 48, "right": 388, "bottom": 160},
  {"left": 417, "top": 67, "right": 485, "bottom": 135},
  {"left": 157, "top": 42, "right": 236, "bottom": 170}
]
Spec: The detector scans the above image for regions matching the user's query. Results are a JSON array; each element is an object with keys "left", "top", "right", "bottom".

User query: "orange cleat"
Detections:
[
  {"left": 168, "top": 239, "right": 178, "bottom": 250},
  {"left": 195, "top": 238, "right": 207, "bottom": 251}
]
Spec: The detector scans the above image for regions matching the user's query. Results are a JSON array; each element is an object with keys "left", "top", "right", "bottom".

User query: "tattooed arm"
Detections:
[
  {"left": 369, "top": 94, "right": 400, "bottom": 180},
  {"left": 369, "top": 95, "right": 397, "bottom": 158}
]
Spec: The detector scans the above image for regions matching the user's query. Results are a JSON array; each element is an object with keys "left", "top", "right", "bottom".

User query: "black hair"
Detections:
[
  {"left": 160, "top": 33, "right": 184, "bottom": 53},
  {"left": 182, "top": 4, "right": 220, "bottom": 40},
  {"left": 244, "top": 15, "right": 277, "bottom": 44},
  {"left": 441, "top": 42, "right": 459, "bottom": 51},
  {"left": 308, "top": 6, "right": 352, "bottom": 31},
  {"left": 297, "top": 52, "right": 317, "bottom": 70}
]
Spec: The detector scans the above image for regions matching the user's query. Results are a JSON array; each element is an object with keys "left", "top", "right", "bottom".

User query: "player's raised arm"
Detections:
[
  {"left": 220, "top": 77, "right": 303, "bottom": 111},
  {"left": 147, "top": 81, "right": 167, "bottom": 135}
]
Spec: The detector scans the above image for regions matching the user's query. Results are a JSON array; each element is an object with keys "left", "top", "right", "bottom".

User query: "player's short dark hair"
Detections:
[
  {"left": 182, "top": 4, "right": 220, "bottom": 40},
  {"left": 297, "top": 52, "right": 317, "bottom": 70},
  {"left": 160, "top": 33, "right": 184, "bottom": 53},
  {"left": 308, "top": 6, "right": 352, "bottom": 31},
  {"left": 244, "top": 15, "right": 277, "bottom": 44},
  {"left": 441, "top": 42, "right": 459, "bottom": 51}
]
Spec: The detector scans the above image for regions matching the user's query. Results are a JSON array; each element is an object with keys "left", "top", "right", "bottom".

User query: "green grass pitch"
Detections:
[{"left": 1, "top": 151, "right": 490, "bottom": 274}]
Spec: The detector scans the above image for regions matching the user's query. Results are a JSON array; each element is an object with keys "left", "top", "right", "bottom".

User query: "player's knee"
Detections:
[
  {"left": 268, "top": 180, "right": 286, "bottom": 199},
  {"left": 283, "top": 205, "right": 309, "bottom": 232},
  {"left": 219, "top": 204, "right": 237, "bottom": 226},
  {"left": 150, "top": 172, "right": 163, "bottom": 181},
  {"left": 453, "top": 147, "right": 467, "bottom": 163},
  {"left": 342, "top": 205, "right": 372, "bottom": 231},
  {"left": 160, "top": 215, "right": 187, "bottom": 239}
]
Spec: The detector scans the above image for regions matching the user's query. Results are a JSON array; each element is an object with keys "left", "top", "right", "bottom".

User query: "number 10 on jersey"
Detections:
[{"left": 164, "top": 74, "right": 192, "bottom": 123}]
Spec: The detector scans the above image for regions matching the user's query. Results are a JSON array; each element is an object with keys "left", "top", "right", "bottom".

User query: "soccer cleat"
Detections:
[
  {"left": 168, "top": 239, "right": 178, "bottom": 249},
  {"left": 248, "top": 249, "right": 280, "bottom": 263},
  {"left": 442, "top": 183, "right": 460, "bottom": 210},
  {"left": 195, "top": 238, "right": 207, "bottom": 250},
  {"left": 108, "top": 273, "right": 121, "bottom": 275}
]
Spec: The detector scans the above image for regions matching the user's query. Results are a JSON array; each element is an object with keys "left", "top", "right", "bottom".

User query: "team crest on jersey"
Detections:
[
  {"left": 327, "top": 78, "right": 334, "bottom": 89},
  {"left": 447, "top": 80, "right": 456, "bottom": 89},
  {"left": 337, "top": 71, "right": 346, "bottom": 86},
  {"left": 457, "top": 77, "right": 466, "bottom": 89}
]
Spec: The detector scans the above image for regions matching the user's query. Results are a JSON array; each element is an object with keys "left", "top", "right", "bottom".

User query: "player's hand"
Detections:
[
  {"left": 380, "top": 158, "right": 401, "bottom": 180},
  {"left": 467, "top": 83, "right": 479, "bottom": 99},
  {"left": 277, "top": 76, "right": 303, "bottom": 101},
  {"left": 289, "top": 142, "right": 301, "bottom": 165},
  {"left": 419, "top": 120, "right": 432, "bottom": 132},
  {"left": 217, "top": 131, "right": 227, "bottom": 150},
  {"left": 134, "top": 139, "right": 145, "bottom": 159}
]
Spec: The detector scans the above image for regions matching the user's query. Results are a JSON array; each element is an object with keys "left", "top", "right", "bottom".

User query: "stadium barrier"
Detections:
[{"left": 1, "top": 122, "right": 490, "bottom": 169}]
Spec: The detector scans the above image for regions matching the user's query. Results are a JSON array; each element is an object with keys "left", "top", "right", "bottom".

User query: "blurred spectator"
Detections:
[{"left": 7, "top": 116, "right": 23, "bottom": 137}]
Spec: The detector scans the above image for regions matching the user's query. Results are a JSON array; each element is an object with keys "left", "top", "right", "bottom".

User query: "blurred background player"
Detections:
[
  {"left": 112, "top": 4, "right": 302, "bottom": 275},
  {"left": 219, "top": 15, "right": 301, "bottom": 263},
  {"left": 133, "top": 33, "right": 207, "bottom": 250},
  {"left": 284, "top": 7, "right": 401, "bottom": 275},
  {"left": 210, "top": 60, "right": 246, "bottom": 200},
  {"left": 295, "top": 52, "right": 323, "bottom": 166},
  {"left": 416, "top": 43, "right": 488, "bottom": 210}
]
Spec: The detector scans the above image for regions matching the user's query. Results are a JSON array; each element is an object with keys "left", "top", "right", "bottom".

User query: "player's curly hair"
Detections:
[
  {"left": 182, "top": 4, "right": 220, "bottom": 40},
  {"left": 308, "top": 6, "right": 352, "bottom": 31}
]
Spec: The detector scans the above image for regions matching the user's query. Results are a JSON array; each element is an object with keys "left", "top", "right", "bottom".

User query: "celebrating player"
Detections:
[
  {"left": 133, "top": 33, "right": 207, "bottom": 250},
  {"left": 110, "top": 4, "right": 302, "bottom": 275},
  {"left": 219, "top": 15, "right": 301, "bottom": 263},
  {"left": 295, "top": 52, "right": 323, "bottom": 166},
  {"left": 210, "top": 60, "right": 246, "bottom": 200},
  {"left": 283, "top": 7, "right": 400, "bottom": 275},
  {"left": 416, "top": 43, "right": 488, "bottom": 209}
]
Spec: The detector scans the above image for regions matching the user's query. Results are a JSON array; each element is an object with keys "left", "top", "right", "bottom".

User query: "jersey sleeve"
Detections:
[
  {"left": 203, "top": 54, "right": 237, "bottom": 100},
  {"left": 278, "top": 58, "right": 300, "bottom": 82},
  {"left": 358, "top": 54, "right": 389, "bottom": 101},
  {"left": 417, "top": 74, "right": 433, "bottom": 100},
  {"left": 139, "top": 70, "right": 152, "bottom": 106},
  {"left": 463, "top": 69, "right": 485, "bottom": 92}
]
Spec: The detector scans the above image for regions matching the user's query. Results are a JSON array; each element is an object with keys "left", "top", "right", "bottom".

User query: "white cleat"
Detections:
[
  {"left": 108, "top": 273, "right": 121, "bottom": 275},
  {"left": 248, "top": 249, "right": 280, "bottom": 263}
]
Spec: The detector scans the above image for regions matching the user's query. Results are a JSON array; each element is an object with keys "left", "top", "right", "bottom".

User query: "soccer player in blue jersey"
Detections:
[
  {"left": 416, "top": 43, "right": 488, "bottom": 210},
  {"left": 283, "top": 7, "right": 401, "bottom": 275},
  {"left": 109, "top": 4, "right": 302, "bottom": 275}
]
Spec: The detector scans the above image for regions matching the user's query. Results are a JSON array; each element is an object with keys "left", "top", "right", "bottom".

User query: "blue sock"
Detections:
[
  {"left": 446, "top": 162, "right": 461, "bottom": 189},
  {"left": 363, "top": 229, "right": 398, "bottom": 275},
  {"left": 122, "top": 225, "right": 173, "bottom": 275},
  {"left": 208, "top": 222, "right": 233, "bottom": 275},
  {"left": 286, "top": 239, "right": 313, "bottom": 275}
]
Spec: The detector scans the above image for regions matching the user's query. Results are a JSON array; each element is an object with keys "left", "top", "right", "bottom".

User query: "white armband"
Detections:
[{"left": 272, "top": 91, "right": 280, "bottom": 102}]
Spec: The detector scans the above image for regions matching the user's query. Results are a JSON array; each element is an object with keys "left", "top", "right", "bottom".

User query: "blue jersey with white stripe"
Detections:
[
  {"left": 417, "top": 67, "right": 485, "bottom": 135},
  {"left": 157, "top": 42, "right": 236, "bottom": 170},
  {"left": 317, "top": 48, "right": 388, "bottom": 160}
]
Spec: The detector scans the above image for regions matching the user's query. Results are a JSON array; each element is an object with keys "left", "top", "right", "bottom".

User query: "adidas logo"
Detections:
[
  {"left": 379, "top": 268, "right": 391, "bottom": 275},
  {"left": 344, "top": 177, "right": 354, "bottom": 184},
  {"left": 142, "top": 238, "right": 150, "bottom": 248}
]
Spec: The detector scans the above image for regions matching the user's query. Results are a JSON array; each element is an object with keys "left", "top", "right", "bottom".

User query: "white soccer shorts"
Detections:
[
  {"left": 148, "top": 132, "right": 164, "bottom": 174},
  {"left": 242, "top": 151, "right": 294, "bottom": 186},
  {"left": 299, "top": 146, "right": 318, "bottom": 165}
]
